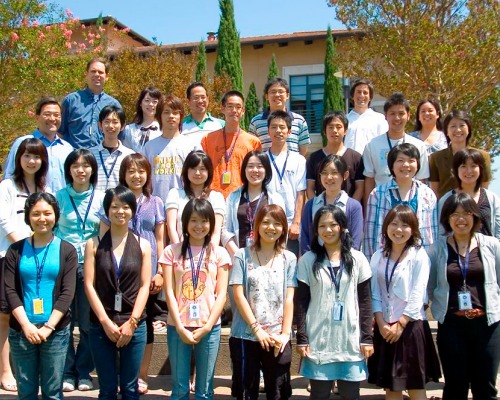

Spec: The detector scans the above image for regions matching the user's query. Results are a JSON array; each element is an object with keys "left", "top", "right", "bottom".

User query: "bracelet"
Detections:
[
  {"left": 250, "top": 321, "right": 259, "bottom": 329},
  {"left": 129, "top": 316, "right": 139, "bottom": 329},
  {"left": 397, "top": 321, "right": 405, "bottom": 329},
  {"left": 43, "top": 322, "right": 56, "bottom": 331},
  {"left": 252, "top": 323, "right": 261, "bottom": 333}
]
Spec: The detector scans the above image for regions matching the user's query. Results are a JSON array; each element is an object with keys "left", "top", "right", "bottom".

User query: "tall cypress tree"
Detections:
[
  {"left": 263, "top": 54, "right": 279, "bottom": 109},
  {"left": 195, "top": 40, "right": 207, "bottom": 82},
  {"left": 214, "top": 0, "right": 243, "bottom": 92},
  {"left": 244, "top": 82, "right": 259, "bottom": 130},
  {"left": 323, "top": 26, "right": 344, "bottom": 145}
]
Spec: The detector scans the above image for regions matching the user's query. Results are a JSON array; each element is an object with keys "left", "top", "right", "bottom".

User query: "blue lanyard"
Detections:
[
  {"left": 68, "top": 187, "right": 95, "bottom": 235},
  {"left": 453, "top": 236, "right": 471, "bottom": 288},
  {"left": 245, "top": 191, "right": 264, "bottom": 229},
  {"left": 323, "top": 192, "right": 342, "bottom": 206},
  {"left": 327, "top": 261, "right": 344, "bottom": 295},
  {"left": 268, "top": 151, "right": 289, "bottom": 186},
  {"left": 187, "top": 244, "right": 206, "bottom": 291},
  {"left": 391, "top": 183, "right": 418, "bottom": 213},
  {"left": 99, "top": 150, "right": 119, "bottom": 182},
  {"left": 384, "top": 248, "right": 407, "bottom": 293},
  {"left": 132, "top": 195, "right": 144, "bottom": 234},
  {"left": 386, "top": 133, "right": 405, "bottom": 150},
  {"left": 223, "top": 128, "right": 241, "bottom": 169},
  {"left": 32, "top": 236, "right": 54, "bottom": 297},
  {"left": 112, "top": 250, "right": 125, "bottom": 282}
]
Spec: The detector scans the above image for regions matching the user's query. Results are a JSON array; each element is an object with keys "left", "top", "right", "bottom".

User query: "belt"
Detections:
[{"left": 453, "top": 309, "right": 485, "bottom": 319}]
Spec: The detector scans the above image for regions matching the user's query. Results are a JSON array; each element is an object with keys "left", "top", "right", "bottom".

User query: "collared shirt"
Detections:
[
  {"left": 345, "top": 108, "right": 388, "bottom": 155},
  {"left": 181, "top": 113, "right": 225, "bottom": 147},
  {"left": 88, "top": 141, "right": 135, "bottom": 191},
  {"left": 60, "top": 88, "right": 121, "bottom": 149},
  {"left": 3, "top": 129, "right": 74, "bottom": 193},
  {"left": 364, "top": 178, "right": 438, "bottom": 259},
  {"left": 249, "top": 109, "right": 311, "bottom": 152}
]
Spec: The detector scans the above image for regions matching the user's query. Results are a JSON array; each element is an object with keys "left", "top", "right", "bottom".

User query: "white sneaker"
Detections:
[
  {"left": 78, "top": 379, "right": 93, "bottom": 391},
  {"left": 63, "top": 381, "right": 75, "bottom": 392}
]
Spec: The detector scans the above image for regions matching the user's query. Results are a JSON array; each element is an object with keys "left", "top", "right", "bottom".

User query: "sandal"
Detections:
[
  {"left": 138, "top": 378, "right": 148, "bottom": 395},
  {"left": 1, "top": 381, "right": 17, "bottom": 392}
]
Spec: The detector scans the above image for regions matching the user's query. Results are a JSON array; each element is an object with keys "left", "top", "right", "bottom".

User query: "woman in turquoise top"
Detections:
[{"left": 55, "top": 149, "right": 104, "bottom": 392}]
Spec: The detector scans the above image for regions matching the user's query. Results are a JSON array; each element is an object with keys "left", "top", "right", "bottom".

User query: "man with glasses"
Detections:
[
  {"left": 249, "top": 77, "right": 310, "bottom": 156},
  {"left": 59, "top": 57, "right": 122, "bottom": 149},
  {"left": 201, "top": 90, "right": 261, "bottom": 198},
  {"left": 181, "top": 81, "right": 224, "bottom": 146},
  {"left": 3, "top": 97, "right": 73, "bottom": 192}
]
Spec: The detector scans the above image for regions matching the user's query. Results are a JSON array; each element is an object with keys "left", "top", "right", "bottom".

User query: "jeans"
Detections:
[
  {"left": 9, "top": 325, "right": 70, "bottom": 400},
  {"left": 89, "top": 321, "right": 147, "bottom": 400},
  {"left": 437, "top": 314, "right": 500, "bottom": 400},
  {"left": 167, "top": 324, "right": 221, "bottom": 400},
  {"left": 64, "top": 265, "right": 94, "bottom": 382}
]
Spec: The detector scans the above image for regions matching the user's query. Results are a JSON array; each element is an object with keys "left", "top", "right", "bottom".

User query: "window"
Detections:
[{"left": 289, "top": 74, "right": 325, "bottom": 133}]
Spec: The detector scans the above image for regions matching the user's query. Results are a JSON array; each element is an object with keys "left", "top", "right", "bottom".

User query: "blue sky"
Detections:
[
  {"left": 53, "top": 0, "right": 342, "bottom": 45},
  {"left": 52, "top": 0, "right": 499, "bottom": 192}
]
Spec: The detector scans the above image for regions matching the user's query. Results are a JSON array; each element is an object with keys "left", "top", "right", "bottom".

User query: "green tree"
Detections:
[
  {"left": 326, "top": 0, "right": 500, "bottom": 153},
  {"left": 263, "top": 54, "right": 279, "bottom": 109},
  {"left": 195, "top": 40, "right": 207, "bottom": 82},
  {"left": 214, "top": 0, "right": 243, "bottom": 92},
  {"left": 244, "top": 82, "right": 259, "bottom": 130},
  {"left": 0, "top": 1, "right": 104, "bottom": 163}
]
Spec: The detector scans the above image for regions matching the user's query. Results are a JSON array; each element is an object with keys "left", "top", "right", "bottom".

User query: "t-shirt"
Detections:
[
  {"left": 266, "top": 150, "right": 307, "bottom": 224},
  {"left": 159, "top": 243, "right": 231, "bottom": 327},
  {"left": 345, "top": 108, "right": 388, "bottom": 155},
  {"left": 229, "top": 247, "right": 297, "bottom": 341},
  {"left": 408, "top": 130, "right": 448, "bottom": 156},
  {"left": 144, "top": 135, "right": 200, "bottom": 202},
  {"left": 363, "top": 133, "right": 429, "bottom": 186},
  {"left": 201, "top": 129, "right": 261, "bottom": 198},
  {"left": 248, "top": 110, "right": 311, "bottom": 152},
  {"left": 306, "top": 148, "right": 364, "bottom": 197}
]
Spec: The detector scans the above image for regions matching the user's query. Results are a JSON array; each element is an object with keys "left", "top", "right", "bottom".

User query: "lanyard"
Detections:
[
  {"left": 187, "top": 244, "right": 206, "bottom": 291},
  {"left": 392, "top": 183, "right": 418, "bottom": 213},
  {"left": 99, "top": 150, "right": 119, "bottom": 182},
  {"left": 223, "top": 128, "right": 241, "bottom": 170},
  {"left": 327, "top": 261, "right": 344, "bottom": 295},
  {"left": 68, "top": 188, "right": 95, "bottom": 234},
  {"left": 385, "top": 248, "right": 407, "bottom": 293},
  {"left": 132, "top": 195, "right": 144, "bottom": 234},
  {"left": 112, "top": 250, "right": 125, "bottom": 282},
  {"left": 323, "top": 191, "right": 342, "bottom": 206},
  {"left": 268, "top": 151, "right": 289, "bottom": 186},
  {"left": 32, "top": 236, "right": 54, "bottom": 297},
  {"left": 22, "top": 179, "right": 32, "bottom": 195},
  {"left": 245, "top": 191, "right": 264, "bottom": 229},
  {"left": 453, "top": 236, "right": 471, "bottom": 288},
  {"left": 386, "top": 133, "right": 405, "bottom": 150}
]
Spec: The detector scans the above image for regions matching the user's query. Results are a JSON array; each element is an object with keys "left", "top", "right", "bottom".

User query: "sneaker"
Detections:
[
  {"left": 78, "top": 379, "right": 93, "bottom": 391},
  {"left": 62, "top": 381, "right": 75, "bottom": 392}
]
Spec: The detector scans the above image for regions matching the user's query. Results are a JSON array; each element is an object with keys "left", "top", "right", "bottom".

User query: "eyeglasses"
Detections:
[
  {"left": 320, "top": 171, "right": 341, "bottom": 178},
  {"left": 450, "top": 212, "right": 473, "bottom": 220},
  {"left": 268, "top": 89, "right": 287, "bottom": 96}
]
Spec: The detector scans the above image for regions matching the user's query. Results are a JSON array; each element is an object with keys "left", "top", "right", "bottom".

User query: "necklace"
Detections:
[{"left": 255, "top": 249, "right": 277, "bottom": 267}]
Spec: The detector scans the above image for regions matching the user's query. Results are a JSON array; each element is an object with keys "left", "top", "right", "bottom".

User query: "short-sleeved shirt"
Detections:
[
  {"left": 89, "top": 141, "right": 135, "bottom": 191},
  {"left": 429, "top": 147, "right": 492, "bottom": 199},
  {"left": 306, "top": 148, "right": 364, "bottom": 197},
  {"left": 144, "top": 135, "right": 200, "bottom": 202},
  {"left": 165, "top": 188, "right": 225, "bottom": 241},
  {"left": 201, "top": 129, "right": 262, "bottom": 198},
  {"left": 345, "top": 109, "right": 388, "bottom": 155},
  {"left": 266, "top": 150, "right": 307, "bottom": 224},
  {"left": 248, "top": 110, "right": 311, "bottom": 152},
  {"left": 159, "top": 243, "right": 231, "bottom": 328},
  {"left": 408, "top": 130, "right": 448, "bottom": 156},
  {"left": 121, "top": 122, "right": 161, "bottom": 154},
  {"left": 229, "top": 247, "right": 297, "bottom": 341},
  {"left": 181, "top": 113, "right": 225, "bottom": 147},
  {"left": 363, "top": 133, "right": 429, "bottom": 186}
]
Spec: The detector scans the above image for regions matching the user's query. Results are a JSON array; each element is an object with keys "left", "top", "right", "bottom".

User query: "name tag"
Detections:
[
  {"left": 333, "top": 301, "right": 344, "bottom": 321},
  {"left": 33, "top": 298, "right": 44, "bottom": 315},
  {"left": 222, "top": 171, "right": 231, "bottom": 185},
  {"left": 458, "top": 291, "right": 472, "bottom": 311},
  {"left": 189, "top": 303, "right": 200, "bottom": 320},
  {"left": 114, "top": 292, "right": 123, "bottom": 312}
]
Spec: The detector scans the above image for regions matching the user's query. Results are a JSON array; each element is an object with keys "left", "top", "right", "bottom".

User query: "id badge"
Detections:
[
  {"left": 189, "top": 303, "right": 200, "bottom": 320},
  {"left": 385, "top": 303, "right": 393, "bottom": 320},
  {"left": 222, "top": 171, "right": 231, "bottom": 185},
  {"left": 77, "top": 242, "right": 86, "bottom": 260},
  {"left": 245, "top": 232, "right": 254, "bottom": 247},
  {"left": 458, "top": 291, "right": 472, "bottom": 310},
  {"left": 33, "top": 298, "right": 44, "bottom": 315},
  {"left": 333, "top": 301, "right": 344, "bottom": 321},
  {"left": 114, "top": 292, "right": 123, "bottom": 312}
]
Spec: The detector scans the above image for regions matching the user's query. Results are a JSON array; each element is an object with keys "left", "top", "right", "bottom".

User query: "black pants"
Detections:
[
  {"left": 310, "top": 379, "right": 359, "bottom": 400},
  {"left": 437, "top": 314, "right": 500, "bottom": 400},
  {"left": 229, "top": 337, "right": 292, "bottom": 400}
]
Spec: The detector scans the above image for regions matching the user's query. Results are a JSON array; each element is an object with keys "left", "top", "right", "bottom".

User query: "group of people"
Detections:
[{"left": 0, "top": 56, "right": 498, "bottom": 400}]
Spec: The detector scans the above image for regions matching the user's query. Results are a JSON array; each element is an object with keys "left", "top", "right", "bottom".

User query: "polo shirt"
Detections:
[{"left": 181, "top": 113, "right": 225, "bottom": 146}]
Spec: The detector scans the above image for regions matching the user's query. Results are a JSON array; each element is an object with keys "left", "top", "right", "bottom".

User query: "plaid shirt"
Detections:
[{"left": 364, "top": 178, "right": 438, "bottom": 259}]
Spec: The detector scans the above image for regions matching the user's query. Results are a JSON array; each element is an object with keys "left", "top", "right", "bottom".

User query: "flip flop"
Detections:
[
  {"left": 138, "top": 378, "right": 148, "bottom": 395},
  {"left": 1, "top": 381, "right": 17, "bottom": 392}
]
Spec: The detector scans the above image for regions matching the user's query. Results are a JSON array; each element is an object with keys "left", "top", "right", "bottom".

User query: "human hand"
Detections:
[
  {"left": 385, "top": 323, "right": 403, "bottom": 344},
  {"left": 150, "top": 274, "right": 163, "bottom": 294},
  {"left": 103, "top": 319, "right": 121, "bottom": 343},
  {"left": 22, "top": 323, "right": 43, "bottom": 344},
  {"left": 361, "top": 344, "right": 374, "bottom": 358},
  {"left": 288, "top": 222, "right": 300, "bottom": 240},
  {"left": 296, "top": 345, "right": 310, "bottom": 358},
  {"left": 192, "top": 325, "right": 210, "bottom": 342},
  {"left": 177, "top": 327, "right": 197, "bottom": 345},
  {"left": 116, "top": 320, "right": 135, "bottom": 348}
]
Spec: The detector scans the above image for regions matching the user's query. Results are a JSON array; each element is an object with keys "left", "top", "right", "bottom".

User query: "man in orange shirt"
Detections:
[{"left": 201, "top": 90, "right": 261, "bottom": 198}]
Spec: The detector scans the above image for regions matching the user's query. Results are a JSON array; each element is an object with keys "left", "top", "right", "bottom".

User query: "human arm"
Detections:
[
  {"left": 150, "top": 222, "right": 165, "bottom": 295},
  {"left": 271, "top": 286, "right": 294, "bottom": 355},
  {"left": 116, "top": 239, "right": 152, "bottom": 348},
  {"left": 347, "top": 199, "right": 364, "bottom": 250},
  {"left": 299, "top": 200, "right": 312, "bottom": 256},
  {"left": 352, "top": 181, "right": 364, "bottom": 203},
  {"left": 0, "top": 180, "right": 23, "bottom": 242},
  {"left": 289, "top": 190, "right": 305, "bottom": 240},
  {"left": 403, "top": 249, "right": 431, "bottom": 320},
  {"left": 363, "top": 189, "right": 378, "bottom": 259},
  {"left": 294, "top": 280, "right": 311, "bottom": 358},
  {"left": 166, "top": 208, "right": 180, "bottom": 244},
  {"left": 306, "top": 180, "right": 316, "bottom": 201},
  {"left": 211, "top": 213, "right": 223, "bottom": 248},
  {"left": 357, "top": 278, "right": 374, "bottom": 358},
  {"left": 363, "top": 177, "right": 375, "bottom": 209},
  {"left": 299, "top": 145, "right": 308, "bottom": 157}
]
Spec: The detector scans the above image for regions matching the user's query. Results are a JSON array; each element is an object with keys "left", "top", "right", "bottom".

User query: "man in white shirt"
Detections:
[{"left": 344, "top": 79, "right": 388, "bottom": 155}]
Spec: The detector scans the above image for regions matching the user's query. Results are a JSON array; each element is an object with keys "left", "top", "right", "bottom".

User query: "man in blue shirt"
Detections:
[
  {"left": 3, "top": 97, "right": 74, "bottom": 192},
  {"left": 59, "top": 57, "right": 121, "bottom": 149}
]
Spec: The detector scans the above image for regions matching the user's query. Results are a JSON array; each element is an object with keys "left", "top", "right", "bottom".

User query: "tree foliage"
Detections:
[
  {"left": 214, "top": 0, "right": 243, "bottom": 92},
  {"left": 326, "top": 0, "right": 500, "bottom": 153},
  {"left": 263, "top": 53, "right": 279, "bottom": 109},
  {"left": 195, "top": 40, "right": 207, "bottom": 82},
  {"left": 244, "top": 82, "right": 259, "bottom": 130},
  {"left": 0, "top": 0, "right": 106, "bottom": 163}
]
